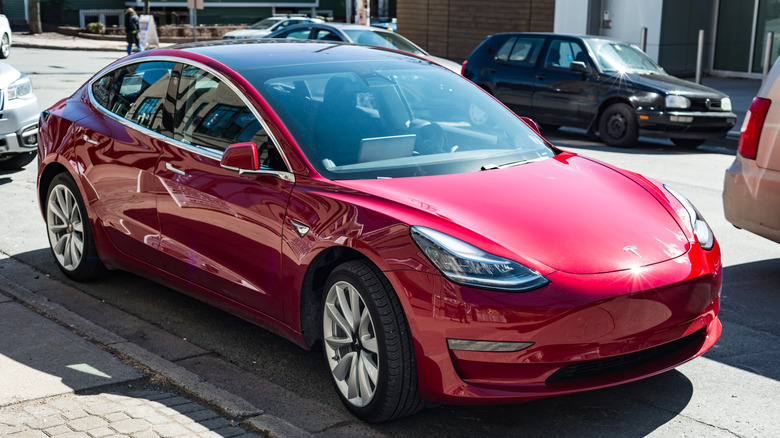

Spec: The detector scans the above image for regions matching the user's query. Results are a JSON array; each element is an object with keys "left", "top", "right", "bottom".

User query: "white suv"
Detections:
[
  {"left": 222, "top": 16, "right": 324, "bottom": 39},
  {"left": 723, "top": 59, "right": 780, "bottom": 243},
  {"left": 0, "top": 61, "right": 39, "bottom": 170}
]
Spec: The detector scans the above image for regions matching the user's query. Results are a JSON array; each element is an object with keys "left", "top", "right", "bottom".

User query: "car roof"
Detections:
[
  {"left": 274, "top": 22, "right": 390, "bottom": 33},
  {"left": 166, "top": 39, "right": 425, "bottom": 72},
  {"left": 487, "top": 32, "right": 623, "bottom": 44}
]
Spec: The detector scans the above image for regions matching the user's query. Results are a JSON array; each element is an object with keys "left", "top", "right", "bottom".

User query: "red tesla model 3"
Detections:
[{"left": 36, "top": 40, "right": 722, "bottom": 422}]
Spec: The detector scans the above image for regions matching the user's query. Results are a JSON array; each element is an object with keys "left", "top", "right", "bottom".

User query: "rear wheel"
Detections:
[
  {"left": 672, "top": 138, "right": 705, "bottom": 149},
  {"left": 0, "top": 152, "right": 35, "bottom": 170},
  {"left": 322, "top": 260, "right": 422, "bottom": 422},
  {"left": 599, "top": 103, "right": 638, "bottom": 147},
  {"left": 45, "top": 173, "right": 107, "bottom": 280}
]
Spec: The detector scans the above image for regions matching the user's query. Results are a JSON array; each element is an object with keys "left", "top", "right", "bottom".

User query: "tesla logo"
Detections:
[{"left": 623, "top": 246, "right": 641, "bottom": 258}]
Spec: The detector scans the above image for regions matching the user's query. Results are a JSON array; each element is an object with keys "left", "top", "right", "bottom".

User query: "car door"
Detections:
[
  {"left": 490, "top": 36, "right": 545, "bottom": 117},
  {"left": 533, "top": 38, "right": 598, "bottom": 127},
  {"left": 82, "top": 60, "right": 175, "bottom": 263},
  {"left": 155, "top": 63, "right": 293, "bottom": 319}
]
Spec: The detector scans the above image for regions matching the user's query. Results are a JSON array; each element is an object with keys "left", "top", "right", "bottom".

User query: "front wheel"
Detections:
[
  {"left": 0, "top": 152, "right": 35, "bottom": 170},
  {"left": 322, "top": 260, "right": 422, "bottom": 422},
  {"left": 45, "top": 173, "right": 107, "bottom": 280},
  {"left": 599, "top": 103, "right": 639, "bottom": 147}
]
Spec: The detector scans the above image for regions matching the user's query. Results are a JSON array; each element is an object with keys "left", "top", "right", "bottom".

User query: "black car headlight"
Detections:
[
  {"left": 410, "top": 226, "right": 549, "bottom": 292},
  {"left": 665, "top": 185, "right": 714, "bottom": 250},
  {"left": 665, "top": 95, "right": 691, "bottom": 109}
]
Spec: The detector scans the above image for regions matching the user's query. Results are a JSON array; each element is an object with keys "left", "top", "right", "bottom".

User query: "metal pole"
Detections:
[
  {"left": 695, "top": 29, "right": 704, "bottom": 84},
  {"left": 764, "top": 31, "right": 774, "bottom": 80},
  {"left": 190, "top": 8, "right": 197, "bottom": 42},
  {"left": 640, "top": 27, "right": 647, "bottom": 52}
]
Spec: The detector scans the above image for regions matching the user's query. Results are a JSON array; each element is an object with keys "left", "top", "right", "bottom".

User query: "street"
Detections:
[{"left": 1, "top": 47, "right": 778, "bottom": 437}]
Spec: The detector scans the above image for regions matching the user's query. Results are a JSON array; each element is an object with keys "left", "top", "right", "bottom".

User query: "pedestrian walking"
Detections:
[{"left": 125, "top": 7, "right": 143, "bottom": 55}]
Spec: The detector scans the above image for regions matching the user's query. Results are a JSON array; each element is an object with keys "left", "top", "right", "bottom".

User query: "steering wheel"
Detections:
[{"left": 412, "top": 121, "right": 447, "bottom": 155}]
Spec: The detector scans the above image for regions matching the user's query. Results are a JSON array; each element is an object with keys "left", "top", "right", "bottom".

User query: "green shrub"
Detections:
[{"left": 85, "top": 22, "right": 105, "bottom": 34}]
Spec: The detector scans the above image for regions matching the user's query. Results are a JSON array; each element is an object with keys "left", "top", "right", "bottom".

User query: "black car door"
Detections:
[
  {"left": 533, "top": 38, "right": 599, "bottom": 128},
  {"left": 490, "top": 36, "right": 545, "bottom": 118}
]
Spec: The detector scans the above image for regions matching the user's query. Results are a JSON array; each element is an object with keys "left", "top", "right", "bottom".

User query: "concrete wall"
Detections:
[{"left": 397, "top": 0, "right": 556, "bottom": 60}]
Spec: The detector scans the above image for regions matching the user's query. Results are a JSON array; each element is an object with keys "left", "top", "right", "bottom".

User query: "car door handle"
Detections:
[
  {"left": 82, "top": 134, "right": 99, "bottom": 145},
  {"left": 536, "top": 74, "right": 546, "bottom": 81},
  {"left": 487, "top": 67, "right": 498, "bottom": 73},
  {"left": 165, "top": 162, "right": 186, "bottom": 176}
]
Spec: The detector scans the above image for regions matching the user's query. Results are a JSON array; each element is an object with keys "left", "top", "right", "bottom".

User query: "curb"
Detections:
[
  {"left": 14, "top": 41, "right": 127, "bottom": 52},
  {"left": 0, "top": 253, "right": 314, "bottom": 438}
]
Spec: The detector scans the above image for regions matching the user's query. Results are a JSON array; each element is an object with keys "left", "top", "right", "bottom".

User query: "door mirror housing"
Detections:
[
  {"left": 569, "top": 61, "right": 592, "bottom": 75},
  {"left": 221, "top": 142, "right": 259, "bottom": 172},
  {"left": 519, "top": 117, "right": 541, "bottom": 135}
]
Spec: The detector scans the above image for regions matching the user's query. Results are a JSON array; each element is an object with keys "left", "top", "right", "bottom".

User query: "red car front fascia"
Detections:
[{"left": 383, "top": 240, "right": 721, "bottom": 405}]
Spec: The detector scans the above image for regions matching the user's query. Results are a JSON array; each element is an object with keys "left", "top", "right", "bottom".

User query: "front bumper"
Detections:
[
  {"left": 636, "top": 109, "right": 736, "bottom": 139},
  {"left": 389, "top": 243, "right": 721, "bottom": 405},
  {"left": 0, "top": 94, "right": 39, "bottom": 154}
]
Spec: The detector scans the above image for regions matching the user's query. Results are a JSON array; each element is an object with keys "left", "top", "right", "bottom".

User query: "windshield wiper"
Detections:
[{"left": 481, "top": 156, "right": 546, "bottom": 171}]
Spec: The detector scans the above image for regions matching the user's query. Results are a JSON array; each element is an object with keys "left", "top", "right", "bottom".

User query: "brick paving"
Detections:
[{"left": 0, "top": 384, "right": 262, "bottom": 438}]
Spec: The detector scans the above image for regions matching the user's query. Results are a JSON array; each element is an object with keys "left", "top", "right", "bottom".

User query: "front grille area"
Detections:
[
  {"left": 690, "top": 97, "right": 723, "bottom": 111},
  {"left": 546, "top": 329, "right": 706, "bottom": 384}
]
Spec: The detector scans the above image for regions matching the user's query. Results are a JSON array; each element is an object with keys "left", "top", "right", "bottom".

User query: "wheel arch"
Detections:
[
  {"left": 299, "top": 245, "right": 374, "bottom": 348},
  {"left": 37, "top": 161, "right": 71, "bottom": 212}
]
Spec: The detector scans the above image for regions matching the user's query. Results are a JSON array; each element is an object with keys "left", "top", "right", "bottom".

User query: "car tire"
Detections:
[
  {"left": 0, "top": 33, "right": 9, "bottom": 59},
  {"left": 321, "top": 260, "right": 423, "bottom": 423},
  {"left": 0, "top": 151, "right": 36, "bottom": 170},
  {"left": 599, "top": 103, "right": 639, "bottom": 147},
  {"left": 45, "top": 173, "right": 107, "bottom": 281},
  {"left": 672, "top": 138, "right": 706, "bottom": 149}
]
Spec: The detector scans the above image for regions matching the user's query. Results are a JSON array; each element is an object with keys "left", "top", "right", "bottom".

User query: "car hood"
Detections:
[
  {"left": 426, "top": 55, "right": 462, "bottom": 74},
  {"left": 0, "top": 61, "right": 21, "bottom": 88},
  {"left": 628, "top": 72, "right": 727, "bottom": 98},
  {"left": 339, "top": 154, "right": 689, "bottom": 274}
]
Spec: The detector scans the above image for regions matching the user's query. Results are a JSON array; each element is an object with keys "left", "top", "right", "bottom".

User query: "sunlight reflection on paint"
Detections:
[{"left": 66, "top": 363, "right": 112, "bottom": 378}]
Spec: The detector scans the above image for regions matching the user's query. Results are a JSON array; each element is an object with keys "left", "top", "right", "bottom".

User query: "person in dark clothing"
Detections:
[{"left": 125, "top": 8, "right": 143, "bottom": 55}]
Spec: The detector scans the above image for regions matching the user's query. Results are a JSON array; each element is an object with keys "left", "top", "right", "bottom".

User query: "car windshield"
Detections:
[
  {"left": 242, "top": 57, "right": 554, "bottom": 179},
  {"left": 342, "top": 29, "right": 427, "bottom": 56},
  {"left": 249, "top": 18, "right": 282, "bottom": 30},
  {"left": 588, "top": 40, "right": 665, "bottom": 74}
]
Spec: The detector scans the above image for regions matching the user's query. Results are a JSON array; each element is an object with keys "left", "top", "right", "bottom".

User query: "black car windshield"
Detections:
[
  {"left": 342, "top": 29, "right": 428, "bottom": 56},
  {"left": 588, "top": 40, "right": 665, "bottom": 74},
  {"left": 243, "top": 58, "right": 554, "bottom": 179}
]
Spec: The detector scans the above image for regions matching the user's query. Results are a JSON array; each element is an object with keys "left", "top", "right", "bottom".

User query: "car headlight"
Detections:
[
  {"left": 410, "top": 226, "right": 549, "bottom": 292},
  {"left": 7, "top": 74, "right": 33, "bottom": 100},
  {"left": 664, "top": 185, "right": 714, "bottom": 250},
  {"left": 665, "top": 95, "right": 691, "bottom": 109},
  {"left": 721, "top": 97, "right": 732, "bottom": 112}
]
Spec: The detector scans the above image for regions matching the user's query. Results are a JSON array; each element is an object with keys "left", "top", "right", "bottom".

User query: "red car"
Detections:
[{"left": 37, "top": 40, "right": 722, "bottom": 422}]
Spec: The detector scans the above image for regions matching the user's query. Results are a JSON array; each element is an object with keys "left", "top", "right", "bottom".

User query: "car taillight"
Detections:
[
  {"left": 738, "top": 97, "right": 771, "bottom": 159},
  {"left": 461, "top": 60, "right": 467, "bottom": 76}
]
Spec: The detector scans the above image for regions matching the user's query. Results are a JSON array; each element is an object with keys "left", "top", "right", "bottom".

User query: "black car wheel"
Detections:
[
  {"left": 0, "top": 151, "right": 35, "bottom": 170},
  {"left": 672, "top": 138, "right": 706, "bottom": 149},
  {"left": 599, "top": 103, "right": 639, "bottom": 147},
  {"left": 45, "top": 173, "right": 107, "bottom": 280},
  {"left": 321, "top": 260, "right": 422, "bottom": 422}
]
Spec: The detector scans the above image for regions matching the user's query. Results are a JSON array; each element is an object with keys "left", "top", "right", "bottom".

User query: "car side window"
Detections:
[
  {"left": 172, "top": 65, "right": 280, "bottom": 168},
  {"left": 545, "top": 39, "right": 587, "bottom": 69},
  {"left": 283, "top": 29, "right": 312, "bottom": 39},
  {"left": 508, "top": 37, "right": 544, "bottom": 65},
  {"left": 494, "top": 37, "right": 517, "bottom": 62},
  {"left": 91, "top": 61, "right": 174, "bottom": 133},
  {"left": 315, "top": 29, "right": 341, "bottom": 41}
]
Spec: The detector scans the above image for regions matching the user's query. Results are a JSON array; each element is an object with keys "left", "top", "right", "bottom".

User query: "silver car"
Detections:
[{"left": 0, "top": 61, "right": 39, "bottom": 170}]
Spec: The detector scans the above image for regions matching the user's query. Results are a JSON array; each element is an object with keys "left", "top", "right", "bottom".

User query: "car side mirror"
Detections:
[
  {"left": 221, "top": 142, "right": 259, "bottom": 172},
  {"left": 519, "top": 117, "right": 541, "bottom": 135},
  {"left": 569, "top": 61, "right": 592, "bottom": 76}
]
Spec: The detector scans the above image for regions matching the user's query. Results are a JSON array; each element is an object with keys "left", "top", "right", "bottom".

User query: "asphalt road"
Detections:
[{"left": 1, "top": 47, "right": 778, "bottom": 437}]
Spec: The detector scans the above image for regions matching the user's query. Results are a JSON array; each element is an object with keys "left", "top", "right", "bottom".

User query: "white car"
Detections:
[
  {"left": 0, "top": 14, "right": 11, "bottom": 58},
  {"left": 222, "top": 16, "right": 324, "bottom": 40},
  {"left": 0, "top": 61, "right": 39, "bottom": 169}
]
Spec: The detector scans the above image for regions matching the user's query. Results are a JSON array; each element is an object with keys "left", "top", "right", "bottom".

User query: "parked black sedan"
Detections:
[{"left": 462, "top": 33, "right": 737, "bottom": 147}]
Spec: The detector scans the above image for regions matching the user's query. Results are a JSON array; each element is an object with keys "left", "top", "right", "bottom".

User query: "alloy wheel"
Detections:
[
  {"left": 323, "top": 280, "right": 380, "bottom": 408},
  {"left": 47, "top": 184, "right": 85, "bottom": 271}
]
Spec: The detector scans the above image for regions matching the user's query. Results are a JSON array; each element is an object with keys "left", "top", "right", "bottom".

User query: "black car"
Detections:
[{"left": 462, "top": 33, "right": 737, "bottom": 147}]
